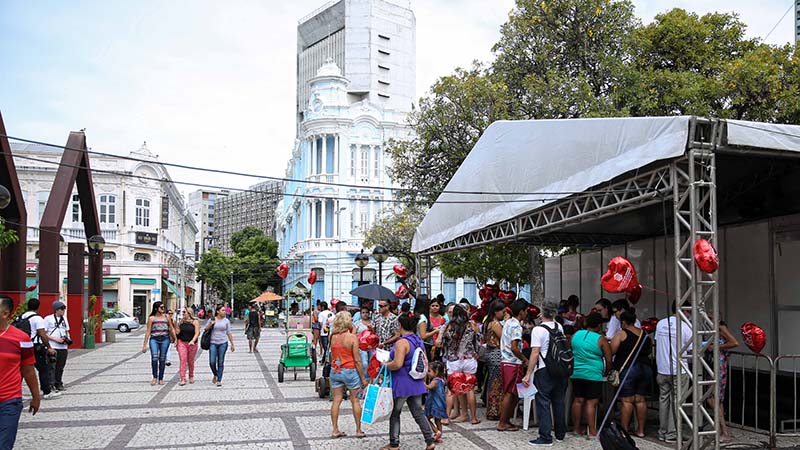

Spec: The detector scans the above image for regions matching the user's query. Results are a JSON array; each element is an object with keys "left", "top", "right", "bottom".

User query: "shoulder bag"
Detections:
[
  {"left": 200, "top": 321, "right": 214, "bottom": 350},
  {"left": 608, "top": 330, "right": 643, "bottom": 387}
]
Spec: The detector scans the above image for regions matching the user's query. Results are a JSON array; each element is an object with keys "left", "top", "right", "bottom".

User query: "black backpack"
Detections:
[
  {"left": 12, "top": 313, "right": 39, "bottom": 343},
  {"left": 537, "top": 324, "right": 574, "bottom": 378}
]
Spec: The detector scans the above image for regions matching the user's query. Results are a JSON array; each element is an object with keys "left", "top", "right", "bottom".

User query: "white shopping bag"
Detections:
[{"left": 361, "top": 367, "right": 394, "bottom": 425}]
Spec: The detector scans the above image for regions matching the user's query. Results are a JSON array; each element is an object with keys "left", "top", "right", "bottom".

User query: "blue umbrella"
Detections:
[{"left": 349, "top": 283, "right": 397, "bottom": 301}]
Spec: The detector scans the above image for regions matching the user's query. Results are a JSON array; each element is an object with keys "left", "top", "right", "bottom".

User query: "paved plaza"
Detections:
[{"left": 14, "top": 325, "right": 783, "bottom": 450}]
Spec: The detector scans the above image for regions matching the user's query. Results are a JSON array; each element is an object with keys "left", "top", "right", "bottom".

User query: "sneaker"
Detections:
[
  {"left": 529, "top": 438, "right": 553, "bottom": 447},
  {"left": 42, "top": 392, "right": 60, "bottom": 400},
  {"left": 555, "top": 436, "right": 565, "bottom": 442}
]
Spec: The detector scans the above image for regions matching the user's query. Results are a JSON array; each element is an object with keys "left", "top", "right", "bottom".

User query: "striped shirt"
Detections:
[
  {"left": 150, "top": 318, "right": 170, "bottom": 338},
  {"left": 0, "top": 325, "right": 35, "bottom": 402}
]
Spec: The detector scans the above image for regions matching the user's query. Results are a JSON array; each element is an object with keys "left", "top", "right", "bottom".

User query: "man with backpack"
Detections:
[
  {"left": 15, "top": 298, "right": 59, "bottom": 399},
  {"left": 522, "top": 305, "right": 573, "bottom": 446}
]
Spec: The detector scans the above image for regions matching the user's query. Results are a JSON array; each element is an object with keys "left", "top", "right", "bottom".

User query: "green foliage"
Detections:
[
  {"left": 436, "top": 244, "right": 532, "bottom": 286},
  {"left": 363, "top": 205, "right": 427, "bottom": 263},
  {"left": 0, "top": 220, "right": 19, "bottom": 249},
  {"left": 195, "top": 228, "right": 280, "bottom": 314},
  {"left": 85, "top": 295, "right": 103, "bottom": 335}
]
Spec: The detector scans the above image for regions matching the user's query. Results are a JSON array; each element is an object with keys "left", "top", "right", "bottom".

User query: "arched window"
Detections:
[
  {"left": 134, "top": 252, "right": 151, "bottom": 262},
  {"left": 103, "top": 251, "right": 116, "bottom": 261}
]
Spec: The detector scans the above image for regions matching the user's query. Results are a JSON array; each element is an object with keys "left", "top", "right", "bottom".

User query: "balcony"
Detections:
[
  {"left": 306, "top": 173, "right": 338, "bottom": 184},
  {"left": 294, "top": 238, "right": 363, "bottom": 254},
  {"left": 27, "top": 227, "right": 118, "bottom": 243}
]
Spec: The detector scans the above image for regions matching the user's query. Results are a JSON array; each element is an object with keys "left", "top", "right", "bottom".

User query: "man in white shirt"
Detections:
[
  {"left": 606, "top": 299, "right": 642, "bottom": 340},
  {"left": 655, "top": 301, "right": 692, "bottom": 443},
  {"left": 18, "top": 298, "right": 59, "bottom": 399},
  {"left": 317, "top": 302, "right": 334, "bottom": 362},
  {"left": 522, "top": 306, "right": 567, "bottom": 446},
  {"left": 43, "top": 301, "right": 71, "bottom": 392}
]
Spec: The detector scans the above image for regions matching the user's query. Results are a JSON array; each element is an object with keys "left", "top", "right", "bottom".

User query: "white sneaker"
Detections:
[{"left": 42, "top": 392, "right": 61, "bottom": 400}]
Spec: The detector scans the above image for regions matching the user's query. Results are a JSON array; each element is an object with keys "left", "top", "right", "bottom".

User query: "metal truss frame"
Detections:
[
  {"left": 673, "top": 120, "right": 721, "bottom": 450},
  {"left": 418, "top": 164, "right": 674, "bottom": 255}
]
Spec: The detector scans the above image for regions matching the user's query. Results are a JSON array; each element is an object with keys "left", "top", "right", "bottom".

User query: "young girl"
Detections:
[{"left": 426, "top": 361, "right": 447, "bottom": 443}]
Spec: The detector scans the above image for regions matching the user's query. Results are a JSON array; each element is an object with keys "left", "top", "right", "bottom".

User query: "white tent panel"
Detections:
[
  {"left": 727, "top": 120, "right": 800, "bottom": 152},
  {"left": 544, "top": 257, "right": 561, "bottom": 304},
  {"left": 412, "top": 116, "right": 692, "bottom": 253}
]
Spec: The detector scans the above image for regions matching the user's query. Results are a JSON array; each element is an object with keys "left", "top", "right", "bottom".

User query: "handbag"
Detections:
[
  {"left": 200, "top": 322, "right": 214, "bottom": 350},
  {"left": 361, "top": 366, "right": 394, "bottom": 425},
  {"left": 599, "top": 419, "right": 640, "bottom": 450},
  {"left": 608, "top": 330, "right": 644, "bottom": 388}
]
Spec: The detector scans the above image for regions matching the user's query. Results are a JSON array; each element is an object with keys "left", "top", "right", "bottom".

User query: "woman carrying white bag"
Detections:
[{"left": 381, "top": 312, "right": 436, "bottom": 450}]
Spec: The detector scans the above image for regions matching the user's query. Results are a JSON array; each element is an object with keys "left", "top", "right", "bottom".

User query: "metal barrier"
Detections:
[{"left": 724, "top": 352, "right": 800, "bottom": 450}]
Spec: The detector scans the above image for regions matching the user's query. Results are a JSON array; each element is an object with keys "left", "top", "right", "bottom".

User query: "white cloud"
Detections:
[{"left": 1, "top": 0, "right": 795, "bottom": 196}]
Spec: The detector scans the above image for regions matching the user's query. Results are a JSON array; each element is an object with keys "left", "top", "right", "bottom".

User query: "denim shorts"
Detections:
[
  {"left": 619, "top": 362, "right": 653, "bottom": 397},
  {"left": 330, "top": 367, "right": 361, "bottom": 390}
]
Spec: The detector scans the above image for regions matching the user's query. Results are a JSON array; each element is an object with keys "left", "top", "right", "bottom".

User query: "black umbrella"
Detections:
[{"left": 349, "top": 283, "right": 397, "bottom": 301}]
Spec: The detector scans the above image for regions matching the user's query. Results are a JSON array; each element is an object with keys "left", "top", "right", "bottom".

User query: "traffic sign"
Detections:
[{"left": 152, "top": 288, "right": 161, "bottom": 294}]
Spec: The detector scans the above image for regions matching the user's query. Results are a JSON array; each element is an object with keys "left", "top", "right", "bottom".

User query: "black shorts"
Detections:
[{"left": 571, "top": 378, "right": 603, "bottom": 400}]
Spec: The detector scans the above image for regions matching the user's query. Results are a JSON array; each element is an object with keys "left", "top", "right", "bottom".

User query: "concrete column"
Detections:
[
  {"left": 311, "top": 201, "right": 317, "bottom": 239},
  {"left": 334, "top": 135, "right": 339, "bottom": 175},
  {"left": 310, "top": 137, "right": 316, "bottom": 176},
  {"left": 321, "top": 198, "right": 327, "bottom": 238}
]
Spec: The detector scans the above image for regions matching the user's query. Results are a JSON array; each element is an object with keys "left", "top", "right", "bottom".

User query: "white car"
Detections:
[{"left": 102, "top": 311, "right": 140, "bottom": 332}]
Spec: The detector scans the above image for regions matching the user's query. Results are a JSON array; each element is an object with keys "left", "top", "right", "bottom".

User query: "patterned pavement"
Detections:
[{"left": 13, "top": 325, "right": 784, "bottom": 449}]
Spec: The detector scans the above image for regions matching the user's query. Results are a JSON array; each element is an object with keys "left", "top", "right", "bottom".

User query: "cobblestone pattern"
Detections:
[{"left": 14, "top": 326, "right": 788, "bottom": 449}]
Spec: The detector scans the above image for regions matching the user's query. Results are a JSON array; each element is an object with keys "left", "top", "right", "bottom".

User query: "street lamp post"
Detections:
[
  {"left": 372, "top": 245, "right": 388, "bottom": 286},
  {"left": 355, "top": 251, "right": 368, "bottom": 284}
]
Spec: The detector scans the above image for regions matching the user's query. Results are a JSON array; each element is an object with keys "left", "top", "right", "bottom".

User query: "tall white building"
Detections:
[
  {"left": 278, "top": 0, "right": 415, "bottom": 304},
  {"left": 13, "top": 142, "right": 198, "bottom": 324},
  {"left": 188, "top": 188, "right": 229, "bottom": 257}
]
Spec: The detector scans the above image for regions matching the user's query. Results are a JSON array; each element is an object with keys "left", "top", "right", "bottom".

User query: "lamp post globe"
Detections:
[
  {"left": 355, "top": 251, "right": 369, "bottom": 283},
  {"left": 0, "top": 185, "right": 10, "bottom": 209},
  {"left": 371, "top": 245, "right": 388, "bottom": 286},
  {"left": 87, "top": 235, "right": 105, "bottom": 252}
]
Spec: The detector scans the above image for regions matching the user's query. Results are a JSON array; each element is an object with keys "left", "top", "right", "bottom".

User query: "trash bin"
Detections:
[{"left": 105, "top": 329, "right": 116, "bottom": 343}]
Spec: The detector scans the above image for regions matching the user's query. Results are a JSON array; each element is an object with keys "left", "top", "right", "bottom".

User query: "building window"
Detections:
[
  {"left": 134, "top": 252, "right": 151, "bottom": 262},
  {"left": 360, "top": 146, "right": 369, "bottom": 178},
  {"left": 37, "top": 192, "right": 48, "bottom": 221},
  {"left": 99, "top": 195, "right": 116, "bottom": 224},
  {"left": 350, "top": 145, "right": 357, "bottom": 176},
  {"left": 374, "top": 147, "right": 380, "bottom": 177},
  {"left": 103, "top": 251, "right": 116, "bottom": 260},
  {"left": 135, "top": 199, "right": 150, "bottom": 227},
  {"left": 71, "top": 194, "right": 81, "bottom": 223}
]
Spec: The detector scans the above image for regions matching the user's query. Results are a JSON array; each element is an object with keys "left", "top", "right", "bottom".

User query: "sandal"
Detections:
[
  {"left": 496, "top": 425, "right": 519, "bottom": 432},
  {"left": 150, "top": 379, "right": 157, "bottom": 386},
  {"left": 355, "top": 432, "right": 366, "bottom": 439},
  {"left": 425, "top": 444, "right": 436, "bottom": 450},
  {"left": 471, "top": 418, "right": 482, "bottom": 425},
  {"left": 331, "top": 432, "right": 347, "bottom": 439},
  {"left": 179, "top": 380, "right": 186, "bottom": 386},
  {"left": 379, "top": 446, "right": 399, "bottom": 450}
]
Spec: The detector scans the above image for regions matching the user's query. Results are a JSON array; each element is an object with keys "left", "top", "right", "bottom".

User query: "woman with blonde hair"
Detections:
[
  {"left": 329, "top": 311, "right": 368, "bottom": 439},
  {"left": 174, "top": 307, "right": 200, "bottom": 386}
]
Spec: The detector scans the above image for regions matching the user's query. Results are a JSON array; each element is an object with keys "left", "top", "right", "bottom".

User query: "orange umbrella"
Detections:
[{"left": 250, "top": 291, "right": 284, "bottom": 303}]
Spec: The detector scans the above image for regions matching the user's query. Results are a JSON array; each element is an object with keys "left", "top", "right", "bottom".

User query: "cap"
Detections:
[
  {"left": 557, "top": 305, "right": 568, "bottom": 314},
  {"left": 53, "top": 301, "right": 66, "bottom": 310}
]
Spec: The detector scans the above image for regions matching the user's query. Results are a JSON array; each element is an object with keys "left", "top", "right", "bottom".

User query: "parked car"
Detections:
[{"left": 102, "top": 311, "right": 140, "bottom": 332}]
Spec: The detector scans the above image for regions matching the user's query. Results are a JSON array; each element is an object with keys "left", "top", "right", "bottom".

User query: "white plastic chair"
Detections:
[{"left": 513, "top": 395, "right": 537, "bottom": 430}]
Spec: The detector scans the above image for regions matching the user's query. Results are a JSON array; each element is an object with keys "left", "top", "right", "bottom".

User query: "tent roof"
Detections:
[{"left": 412, "top": 116, "right": 800, "bottom": 254}]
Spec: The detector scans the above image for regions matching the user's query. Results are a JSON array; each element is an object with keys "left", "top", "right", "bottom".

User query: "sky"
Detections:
[{"left": 0, "top": 0, "right": 796, "bottom": 197}]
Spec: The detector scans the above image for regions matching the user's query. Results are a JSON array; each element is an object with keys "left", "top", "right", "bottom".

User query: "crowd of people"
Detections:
[{"left": 313, "top": 292, "right": 740, "bottom": 448}]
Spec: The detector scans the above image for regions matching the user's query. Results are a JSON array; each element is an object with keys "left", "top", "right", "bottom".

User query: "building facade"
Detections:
[
  {"left": 214, "top": 181, "right": 282, "bottom": 256},
  {"left": 278, "top": 0, "right": 415, "bottom": 305},
  {"left": 13, "top": 142, "right": 198, "bottom": 324},
  {"left": 187, "top": 188, "right": 229, "bottom": 257}
]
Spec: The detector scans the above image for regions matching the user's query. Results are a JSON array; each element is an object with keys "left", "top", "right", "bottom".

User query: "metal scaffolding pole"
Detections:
[{"left": 673, "top": 119, "right": 721, "bottom": 450}]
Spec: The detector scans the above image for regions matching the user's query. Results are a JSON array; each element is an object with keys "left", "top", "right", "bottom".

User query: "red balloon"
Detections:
[
  {"left": 694, "top": 239, "right": 719, "bottom": 274},
  {"left": 478, "top": 286, "right": 491, "bottom": 301},
  {"left": 358, "top": 330, "right": 379, "bottom": 352},
  {"left": 307, "top": 271, "right": 317, "bottom": 285},
  {"left": 498, "top": 290, "right": 517, "bottom": 303},
  {"left": 368, "top": 353, "right": 382, "bottom": 379},
  {"left": 741, "top": 322, "right": 766, "bottom": 354},
  {"left": 529, "top": 305, "right": 541, "bottom": 319},
  {"left": 26, "top": 284, "right": 37, "bottom": 292},
  {"left": 488, "top": 284, "right": 501, "bottom": 297},
  {"left": 470, "top": 308, "right": 486, "bottom": 323},
  {"left": 448, "top": 372, "right": 477, "bottom": 395},
  {"left": 641, "top": 317, "right": 659, "bottom": 334},
  {"left": 601, "top": 256, "right": 638, "bottom": 293},
  {"left": 393, "top": 264, "right": 408, "bottom": 278},
  {"left": 626, "top": 283, "right": 643, "bottom": 304},
  {"left": 395, "top": 285, "right": 409, "bottom": 300},
  {"left": 276, "top": 263, "right": 288, "bottom": 279}
]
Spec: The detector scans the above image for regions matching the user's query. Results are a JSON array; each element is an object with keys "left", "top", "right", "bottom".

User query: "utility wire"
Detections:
[
  {"left": 2, "top": 134, "right": 643, "bottom": 197},
  {"left": 764, "top": 1, "right": 794, "bottom": 41},
  {"left": 4, "top": 151, "right": 580, "bottom": 205}
]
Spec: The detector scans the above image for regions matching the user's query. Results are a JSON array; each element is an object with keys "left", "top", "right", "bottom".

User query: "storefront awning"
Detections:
[
  {"left": 162, "top": 279, "right": 180, "bottom": 297},
  {"left": 131, "top": 278, "right": 156, "bottom": 285},
  {"left": 61, "top": 277, "right": 119, "bottom": 286}
]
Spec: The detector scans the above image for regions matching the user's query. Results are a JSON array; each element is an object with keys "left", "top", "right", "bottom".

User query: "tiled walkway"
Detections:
[{"left": 14, "top": 326, "right": 783, "bottom": 449}]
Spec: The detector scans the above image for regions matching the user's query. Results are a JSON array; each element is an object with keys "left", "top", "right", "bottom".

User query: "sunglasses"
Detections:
[{"left": 379, "top": 304, "right": 389, "bottom": 308}]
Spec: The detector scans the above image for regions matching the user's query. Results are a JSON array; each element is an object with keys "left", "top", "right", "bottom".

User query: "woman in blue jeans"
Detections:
[
  {"left": 205, "top": 304, "right": 235, "bottom": 386},
  {"left": 141, "top": 301, "right": 174, "bottom": 385}
]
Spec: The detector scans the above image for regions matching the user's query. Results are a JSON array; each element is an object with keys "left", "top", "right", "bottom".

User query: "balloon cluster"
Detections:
[
  {"left": 741, "top": 322, "right": 766, "bottom": 354},
  {"left": 641, "top": 317, "right": 659, "bottom": 334},
  {"left": 601, "top": 256, "right": 643, "bottom": 304},
  {"left": 358, "top": 330, "right": 379, "bottom": 352},
  {"left": 447, "top": 372, "right": 477, "bottom": 396}
]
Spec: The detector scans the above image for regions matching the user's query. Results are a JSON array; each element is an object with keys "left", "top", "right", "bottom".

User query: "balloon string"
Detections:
[{"left": 640, "top": 284, "right": 671, "bottom": 298}]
